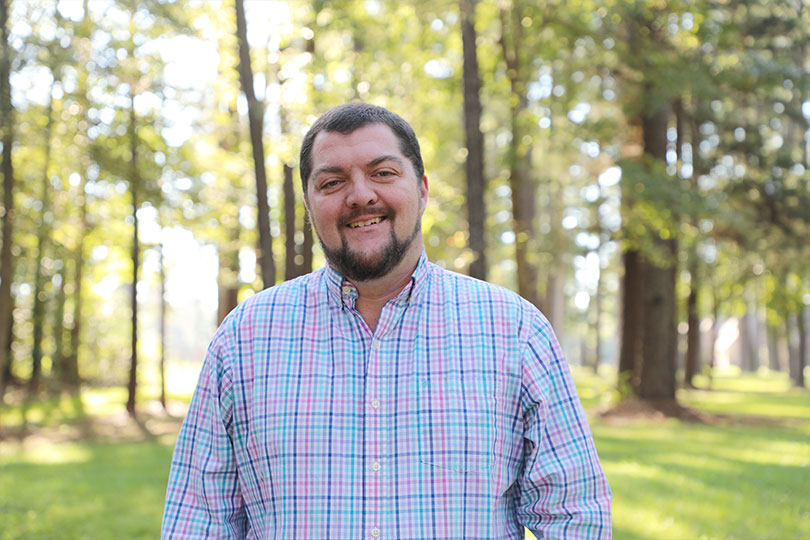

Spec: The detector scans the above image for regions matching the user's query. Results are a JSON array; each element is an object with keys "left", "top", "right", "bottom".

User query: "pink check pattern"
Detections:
[{"left": 162, "top": 253, "right": 611, "bottom": 539}]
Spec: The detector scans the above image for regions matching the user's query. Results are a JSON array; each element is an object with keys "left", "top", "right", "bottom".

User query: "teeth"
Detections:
[{"left": 348, "top": 217, "right": 382, "bottom": 228}]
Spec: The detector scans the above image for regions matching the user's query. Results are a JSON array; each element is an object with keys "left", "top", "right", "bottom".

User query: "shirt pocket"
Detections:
[{"left": 417, "top": 375, "right": 495, "bottom": 473}]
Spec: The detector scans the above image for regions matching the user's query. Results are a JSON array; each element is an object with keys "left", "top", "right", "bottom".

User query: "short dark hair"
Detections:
[{"left": 299, "top": 103, "right": 424, "bottom": 196}]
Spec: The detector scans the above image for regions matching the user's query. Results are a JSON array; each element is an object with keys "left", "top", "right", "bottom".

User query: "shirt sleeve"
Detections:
[
  {"left": 516, "top": 311, "right": 612, "bottom": 539},
  {"left": 161, "top": 323, "right": 248, "bottom": 539}
]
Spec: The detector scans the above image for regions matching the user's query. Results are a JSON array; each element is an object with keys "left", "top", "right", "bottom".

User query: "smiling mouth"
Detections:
[{"left": 347, "top": 216, "right": 385, "bottom": 229}]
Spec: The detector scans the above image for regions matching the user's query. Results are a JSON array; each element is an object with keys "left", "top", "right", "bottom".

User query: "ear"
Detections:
[{"left": 419, "top": 174, "right": 429, "bottom": 211}]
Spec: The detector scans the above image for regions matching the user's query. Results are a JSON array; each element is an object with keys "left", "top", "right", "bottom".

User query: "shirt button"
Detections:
[
  {"left": 371, "top": 527, "right": 381, "bottom": 538},
  {"left": 371, "top": 461, "right": 381, "bottom": 472},
  {"left": 371, "top": 399, "right": 380, "bottom": 409},
  {"left": 372, "top": 339, "right": 381, "bottom": 350}
]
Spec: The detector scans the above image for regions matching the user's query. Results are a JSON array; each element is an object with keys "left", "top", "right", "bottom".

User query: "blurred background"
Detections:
[{"left": 0, "top": 1, "right": 807, "bottom": 539}]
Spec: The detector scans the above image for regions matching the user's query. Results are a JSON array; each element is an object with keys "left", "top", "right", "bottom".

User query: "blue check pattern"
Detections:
[{"left": 162, "top": 253, "right": 611, "bottom": 539}]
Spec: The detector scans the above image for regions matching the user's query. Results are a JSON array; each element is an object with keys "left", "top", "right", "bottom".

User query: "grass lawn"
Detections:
[{"left": 1, "top": 368, "right": 808, "bottom": 539}]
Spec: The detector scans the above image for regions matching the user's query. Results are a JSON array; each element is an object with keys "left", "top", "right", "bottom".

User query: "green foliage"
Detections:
[{"left": 1, "top": 0, "right": 807, "bottom": 404}]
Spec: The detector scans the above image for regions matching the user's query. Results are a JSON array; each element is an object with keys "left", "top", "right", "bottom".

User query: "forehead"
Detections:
[{"left": 311, "top": 123, "right": 404, "bottom": 165}]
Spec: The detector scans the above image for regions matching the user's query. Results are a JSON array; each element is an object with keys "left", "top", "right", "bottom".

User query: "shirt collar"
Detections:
[{"left": 324, "top": 250, "right": 431, "bottom": 307}]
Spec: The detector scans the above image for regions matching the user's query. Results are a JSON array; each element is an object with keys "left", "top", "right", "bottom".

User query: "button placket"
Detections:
[{"left": 366, "top": 331, "right": 386, "bottom": 540}]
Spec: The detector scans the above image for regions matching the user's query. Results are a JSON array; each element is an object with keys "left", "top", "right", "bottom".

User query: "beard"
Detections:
[{"left": 317, "top": 207, "right": 421, "bottom": 282}]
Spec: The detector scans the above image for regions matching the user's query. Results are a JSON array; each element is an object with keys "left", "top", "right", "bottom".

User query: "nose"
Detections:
[{"left": 345, "top": 173, "right": 378, "bottom": 207}]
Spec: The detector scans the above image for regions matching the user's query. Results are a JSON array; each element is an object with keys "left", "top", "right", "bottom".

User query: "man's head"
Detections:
[
  {"left": 300, "top": 103, "right": 429, "bottom": 282},
  {"left": 299, "top": 102, "right": 425, "bottom": 196}
]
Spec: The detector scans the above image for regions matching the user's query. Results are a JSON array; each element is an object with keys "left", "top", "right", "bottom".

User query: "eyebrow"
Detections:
[
  {"left": 366, "top": 155, "right": 406, "bottom": 169},
  {"left": 312, "top": 155, "right": 406, "bottom": 180}
]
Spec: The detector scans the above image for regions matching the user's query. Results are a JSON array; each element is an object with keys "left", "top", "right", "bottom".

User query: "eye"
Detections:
[
  {"left": 375, "top": 170, "right": 395, "bottom": 178},
  {"left": 320, "top": 179, "right": 342, "bottom": 190}
]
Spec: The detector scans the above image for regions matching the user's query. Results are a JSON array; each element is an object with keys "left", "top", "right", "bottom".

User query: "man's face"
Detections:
[{"left": 305, "top": 123, "right": 428, "bottom": 282}]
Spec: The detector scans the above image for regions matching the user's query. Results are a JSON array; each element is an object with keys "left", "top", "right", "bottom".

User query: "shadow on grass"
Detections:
[
  {"left": 594, "top": 421, "right": 810, "bottom": 540},
  {"left": 0, "top": 440, "right": 175, "bottom": 540}
]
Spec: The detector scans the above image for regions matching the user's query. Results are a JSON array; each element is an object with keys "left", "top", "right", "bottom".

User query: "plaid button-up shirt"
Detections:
[{"left": 162, "top": 253, "right": 611, "bottom": 539}]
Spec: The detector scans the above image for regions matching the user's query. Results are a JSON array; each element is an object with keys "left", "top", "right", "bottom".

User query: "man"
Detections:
[{"left": 162, "top": 103, "right": 611, "bottom": 539}]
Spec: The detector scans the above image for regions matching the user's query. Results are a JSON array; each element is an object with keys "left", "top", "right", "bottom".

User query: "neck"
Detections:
[{"left": 349, "top": 245, "right": 422, "bottom": 332}]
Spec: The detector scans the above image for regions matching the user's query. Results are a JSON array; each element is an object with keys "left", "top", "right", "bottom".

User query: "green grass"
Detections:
[
  {"left": 1, "top": 368, "right": 808, "bottom": 540},
  {"left": 595, "top": 418, "right": 809, "bottom": 540},
  {"left": 0, "top": 440, "right": 174, "bottom": 540}
]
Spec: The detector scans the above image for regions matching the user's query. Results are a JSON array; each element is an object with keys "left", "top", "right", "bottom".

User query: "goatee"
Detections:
[{"left": 318, "top": 209, "right": 421, "bottom": 282}]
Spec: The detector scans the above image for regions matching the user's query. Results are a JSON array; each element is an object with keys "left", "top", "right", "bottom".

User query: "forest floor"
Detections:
[{"left": 1, "top": 368, "right": 808, "bottom": 540}]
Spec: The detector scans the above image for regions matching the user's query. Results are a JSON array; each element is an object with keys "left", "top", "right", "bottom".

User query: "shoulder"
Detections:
[
  {"left": 427, "top": 263, "right": 529, "bottom": 307},
  {"left": 426, "top": 263, "right": 544, "bottom": 332},
  {"left": 215, "top": 270, "right": 325, "bottom": 338}
]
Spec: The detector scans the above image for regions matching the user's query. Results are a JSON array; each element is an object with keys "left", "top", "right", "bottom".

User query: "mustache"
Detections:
[{"left": 338, "top": 207, "right": 394, "bottom": 227}]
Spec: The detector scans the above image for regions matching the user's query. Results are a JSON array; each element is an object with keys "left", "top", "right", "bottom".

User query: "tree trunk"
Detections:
[
  {"left": 618, "top": 249, "right": 643, "bottom": 394},
  {"left": 126, "top": 100, "right": 140, "bottom": 416},
  {"left": 637, "top": 100, "right": 678, "bottom": 401},
  {"left": 499, "top": 6, "right": 539, "bottom": 308},
  {"left": 460, "top": 0, "right": 487, "bottom": 281},
  {"left": 302, "top": 209, "right": 313, "bottom": 274},
  {"left": 30, "top": 76, "right": 57, "bottom": 394},
  {"left": 283, "top": 163, "right": 298, "bottom": 280},
  {"left": 786, "top": 314, "right": 799, "bottom": 383},
  {"left": 52, "top": 266, "right": 66, "bottom": 388},
  {"left": 0, "top": 294, "right": 13, "bottom": 395},
  {"left": 217, "top": 225, "right": 240, "bottom": 326},
  {"left": 235, "top": 0, "right": 275, "bottom": 289},
  {"left": 739, "top": 304, "right": 758, "bottom": 372},
  {"left": 159, "top": 240, "right": 167, "bottom": 409},
  {"left": 0, "top": 0, "right": 16, "bottom": 398},
  {"left": 639, "top": 250, "right": 678, "bottom": 400},
  {"left": 706, "top": 289, "right": 720, "bottom": 389},
  {"left": 61, "top": 0, "right": 92, "bottom": 393},
  {"left": 684, "top": 259, "right": 701, "bottom": 388},
  {"left": 795, "top": 307, "right": 807, "bottom": 388},
  {"left": 545, "top": 272, "right": 565, "bottom": 336},
  {"left": 594, "top": 259, "right": 603, "bottom": 374},
  {"left": 64, "top": 182, "right": 86, "bottom": 391},
  {"left": 767, "top": 323, "right": 783, "bottom": 371}
]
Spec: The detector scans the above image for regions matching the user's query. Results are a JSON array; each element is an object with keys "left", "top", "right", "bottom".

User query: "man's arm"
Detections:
[
  {"left": 517, "top": 311, "right": 612, "bottom": 539},
  {"left": 162, "top": 328, "right": 248, "bottom": 539}
]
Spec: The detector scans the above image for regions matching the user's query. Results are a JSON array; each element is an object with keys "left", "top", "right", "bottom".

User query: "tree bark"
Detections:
[
  {"left": 302, "top": 209, "right": 313, "bottom": 274},
  {"left": 126, "top": 100, "right": 140, "bottom": 416},
  {"left": 795, "top": 307, "right": 807, "bottom": 388},
  {"left": 159, "top": 241, "right": 167, "bottom": 409},
  {"left": 684, "top": 258, "right": 701, "bottom": 388},
  {"left": 618, "top": 249, "right": 643, "bottom": 394},
  {"left": 767, "top": 323, "right": 783, "bottom": 371},
  {"left": 637, "top": 100, "right": 678, "bottom": 401},
  {"left": 30, "top": 75, "right": 57, "bottom": 394},
  {"left": 62, "top": 0, "right": 92, "bottom": 392},
  {"left": 786, "top": 314, "right": 799, "bottom": 383},
  {"left": 235, "top": 0, "right": 275, "bottom": 289},
  {"left": 217, "top": 227, "right": 240, "bottom": 326},
  {"left": 593, "top": 259, "right": 603, "bottom": 374},
  {"left": 1, "top": 294, "right": 13, "bottom": 394},
  {"left": 52, "top": 266, "right": 66, "bottom": 387},
  {"left": 283, "top": 163, "right": 298, "bottom": 280},
  {"left": 0, "top": 0, "right": 16, "bottom": 398},
  {"left": 739, "top": 304, "right": 758, "bottom": 372},
  {"left": 639, "top": 249, "right": 678, "bottom": 400},
  {"left": 706, "top": 289, "right": 720, "bottom": 389},
  {"left": 499, "top": 5, "right": 539, "bottom": 308},
  {"left": 460, "top": 0, "right": 487, "bottom": 281}
]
